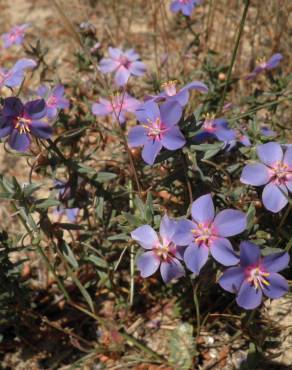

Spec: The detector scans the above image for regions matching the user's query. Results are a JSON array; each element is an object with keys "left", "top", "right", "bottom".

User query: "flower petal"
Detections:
[
  {"left": 142, "top": 138, "right": 163, "bottom": 165},
  {"left": 129, "top": 61, "right": 146, "bottom": 76},
  {"left": 3, "top": 97, "right": 23, "bottom": 117},
  {"left": 0, "top": 123, "right": 12, "bottom": 138},
  {"left": 159, "top": 214, "right": 176, "bottom": 242},
  {"left": 24, "top": 99, "right": 47, "bottom": 119},
  {"left": 99, "top": 58, "right": 120, "bottom": 73},
  {"left": 37, "top": 85, "right": 49, "bottom": 97},
  {"left": 137, "top": 251, "right": 160, "bottom": 278},
  {"left": 160, "top": 101, "right": 182, "bottom": 127},
  {"left": 262, "top": 252, "right": 290, "bottom": 273},
  {"left": 266, "top": 53, "right": 283, "bottom": 69},
  {"left": 209, "top": 237, "right": 239, "bottom": 266},
  {"left": 8, "top": 130, "right": 30, "bottom": 151},
  {"left": 92, "top": 101, "right": 111, "bottom": 116},
  {"left": 240, "top": 163, "right": 271, "bottom": 186},
  {"left": 262, "top": 272, "right": 288, "bottom": 299},
  {"left": 131, "top": 225, "right": 159, "bottom": 249},
  {"left": 215, "top": 128, "right": 236, "bottom": 142},
  {"left": 219, "top": 266, "right": 245, "bottom": 293},
  {"left": 257, "top": 142, "right": 283, "bottom": 166},
  {"left": 283, "top": 146, "right": 292, "bottom": 168},
  {"left": 66, "top": 208, "right": 79, "bottom": 222},
  {"left": 52, "top": 84, "right": 65, "bottom": 98},
  {"left": 124, "top": 48, "right": 139, "bottom": 61},
  {"left": 160, "top": 259, "right": 185, "bottom": 283},
  {"left": 172, "top": 219, "right": 194, "bottom": 246},
  {"left": 184, "top": 80, "right": 209, "bottom": 94},
  {"left": 136, "top": 101, "right": 160, "bottom": 124},
  {"left": 30, "top": 121, "right": 53, "bottom": 139},
  {"left": 128, "top": 125, "right": 147, "bottom": 147},
  {"left": 262, "top": 182, "right": 288, "bottom": 213},
  {"left": 11, "top": 58, "right": 36, "bottom": 72},
  {"left": 184, "top": 243, "right": 209, "bottom": 274},
  {"left": 191, "top": 193, "right": 214, "bottom": 224},
  {"left": 108, "top": 47, "right": 122, "bottom": 59},
  {"left": 123, "top": 93, "right": 141, "bottom": 112},
  {"left": 286, "top": 177, "right": 292, "bottom": 192},
  {"left": 236, "top": 280, "right": 263, "bottom": 309},
  {"left": 214, "top": 210, "right": 246, "bottom": 237},
  {"left": 161, "top": 126, "right": 186, "bottom": 150},
  {"left": 240, "top": 241, "right": 260, "bottom": 267},
  {"left": 168, "top": 89, "right": 189, "bottom": 106},
  {"left": 114, "top": 66, "right": 131, "bottom": 86}
]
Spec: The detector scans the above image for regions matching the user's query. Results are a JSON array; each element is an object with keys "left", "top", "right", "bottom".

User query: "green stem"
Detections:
[
  {"left": 0, "top": 181, "right": 71, "bottom": 301},
  {"left": 229, "top": 95, "right": 292, "bottom": 123},
  {"left": 218, "top": 0, "right": 250, "bottom": 113}
]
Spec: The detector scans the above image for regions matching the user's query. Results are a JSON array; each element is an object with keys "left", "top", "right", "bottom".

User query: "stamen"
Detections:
[
  {"left": 15, "top": 116, "right": 31, "bottom": 134},
  {"left": 247, "top": 266, "right": 270, "bottom": 291},
  {"left": 161, "top": 80, "right": 177, "bottom": 96}
]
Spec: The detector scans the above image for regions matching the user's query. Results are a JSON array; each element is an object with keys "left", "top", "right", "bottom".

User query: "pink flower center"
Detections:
[
  {"left": 154, "top": 241, "right": 177, "bottom": 262},
  {"left": 14, "top": 116, "right": 31, "bottom": 134},
  {"left": 192, "top": 222, "right": 215, "bottom": 246},
  {"left": 118, "top": 56, "right": 131, "bottom": 69},
  {"left": 257, "top": 57, "right": 267, "bottom": 69},
  {"left": 47, "top": 95, "right": 58, "bottom": 108},
  {"left": 179, "top": 0, "right": 192, "bottom": 3},
  {"left": 269, "top": 161, "right": 291, "bottom": 184},
  {"left": 109, "top": 94, "right": 125, "bottom": 115},
  {"left": 9, "top": 28, "right": 23, "bottom": 41},
  {"left": 162, "top": 80, "right": 177, "bottom": 96},
  {"left": 144, "top": 117, "right": 166, "bottom": 140},
  {"left": 245, "top": 265, "right": 270, "bottom": 290},
  {"left": 202, "top": 113, "right": 216, "bottom": 133}
]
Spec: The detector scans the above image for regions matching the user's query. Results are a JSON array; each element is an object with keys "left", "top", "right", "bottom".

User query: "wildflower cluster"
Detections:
[{"left": 0, "top": 10, "right": 290, "bottom": 338}]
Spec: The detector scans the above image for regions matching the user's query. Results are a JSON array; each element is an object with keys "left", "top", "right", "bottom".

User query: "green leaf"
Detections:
[
  {"left": 0, "top": 192, "right": 15, "bottom": 200},
  {"left": 86, "top": 255, "right": 108, "bottom": 269},
  {"left": 96, "top": 172, "right": 117, "bottom": 182},
  {"left": 34, "top": 199, "right": 61, "bottom": 209},
  {"left": 60, "top": 242, "right": 79, "bottom": 269},
  {"left": 246, "top": 202, "right": 256, "bottom": 231},
  {"left": 95, "top": 197, "right": 104, "bottom": 220},
  {"left": 107, "top": 233, "right": 130, "bottom": 241},
  {"left": 145, "top": 192, "right": 154, "bottom": 223},
  {"left": 133, "top": 195, "right": 146, "bottom": 219},
  {"left": 22, "top": 183, "right": 42, "bottom": 197}
]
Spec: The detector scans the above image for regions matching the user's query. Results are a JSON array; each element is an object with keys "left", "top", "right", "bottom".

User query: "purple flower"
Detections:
[
  {"left": 54, "top": 207, "right": 79, "bottom": 222},
  {"left": 170, "top": 0, "right": 201, "bottom": 16},
  {"left": 37, "top": 85, "right": 69, "bottom": 119},
  {"left": 173, "top": 194, "right": 247, "bottom": 274},
  {"left": 240, "top": 142, "right": 292, "bottom": 213},
  {"left": 0, "top": 97, "right": 52, "bottom": 152},
  {"left": 53, "top": 180, "right": 79, "bottom": 222},
  {"left": 2, "top": 24, "right": 29, "bottom": 48},
  {"left": 225, "top": 125, "right": 276, "bottom": 151},
  {"left": 99, "top": 47, "right": 146, "bottom": 86},
  {"left": 131, "top": 215, "right": 185, "bottom": 283},
  {"left": 0, "top": 58, "right": 36, "bottom": 89},
  {"left": 224, "top": 130, "right": 251, "bottom": 151},
  {"left": 148, "top": 80, "right": 208, "bottom": 107},
  {"left": 219, "top": 241, "right": 289, "bottom": 310},
  {"left": 128, "top": 100, "right": 185, "bottom": 165},
  {"left": 246, "top": 53, "right": 283, "bottom": 80},
  {"left": 194, "top": 114, "right": 236, "bottom": 142},
  {"left": 92, "top": 92, "right": 141, "bottom": 124}
]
